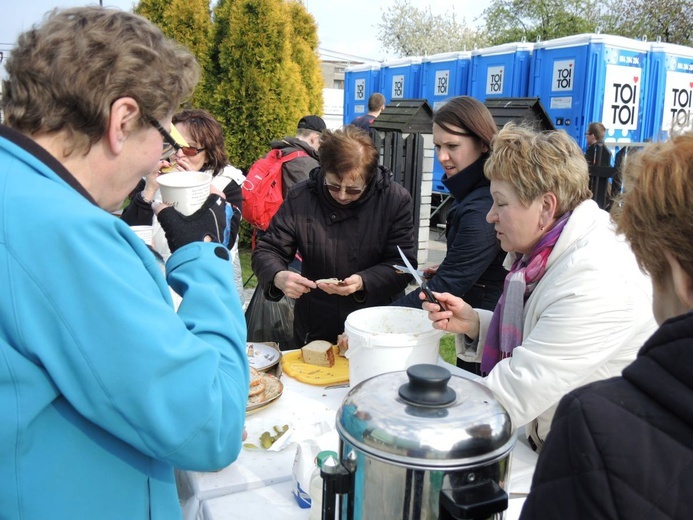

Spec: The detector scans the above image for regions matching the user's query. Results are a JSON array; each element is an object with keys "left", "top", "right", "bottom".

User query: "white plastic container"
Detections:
[
  {"left": 344, "top": 306, "right": 443, "bottom": 386},
  {"left": 156, "top": 171, "right": 212, "bottom": 215}
]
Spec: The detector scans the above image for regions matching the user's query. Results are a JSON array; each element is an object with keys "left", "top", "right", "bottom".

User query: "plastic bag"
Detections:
[{"left": 245, "top": 287, "right": 298, "bottom": 350}]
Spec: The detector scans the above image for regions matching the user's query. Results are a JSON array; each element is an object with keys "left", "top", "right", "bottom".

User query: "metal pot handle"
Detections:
[
  {"left": 320, "top": 453, "right": 355, "bottom": 520},
  {"left": 439, "top": 476, "right": 508, "bottom": 520}
]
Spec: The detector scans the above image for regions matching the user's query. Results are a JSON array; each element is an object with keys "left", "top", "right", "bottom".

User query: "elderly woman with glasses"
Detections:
[
  {"left": 252, "top": 125, "right": 417, "bottom": 347},
  {"left": 424, "top": 123, "right": 656, "bottom": 451}
]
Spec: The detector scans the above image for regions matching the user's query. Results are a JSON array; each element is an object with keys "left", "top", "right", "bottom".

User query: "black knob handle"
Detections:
[{"left": 398, "top": 364, "right": 456, "bottom": 406}]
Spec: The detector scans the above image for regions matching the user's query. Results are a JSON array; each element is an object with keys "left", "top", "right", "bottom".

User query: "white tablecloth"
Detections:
[{"left": 176, "top": 358, "right": 537, "bottom": 520}]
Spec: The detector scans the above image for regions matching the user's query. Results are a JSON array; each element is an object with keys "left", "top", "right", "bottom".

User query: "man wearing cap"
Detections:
[{"left": 269, "top": 115, "right": 326, "bottom": 196}]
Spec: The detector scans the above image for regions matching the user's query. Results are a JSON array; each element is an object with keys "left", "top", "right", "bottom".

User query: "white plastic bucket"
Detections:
[{"left": 344, "top": 306, "right": 443, "bottom": 386}]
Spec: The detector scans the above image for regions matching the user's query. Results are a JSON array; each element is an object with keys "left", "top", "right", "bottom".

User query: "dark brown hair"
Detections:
[
  {"left": 318, "top": 126, "right": 379, "bottom": 184},
  {"left": 587, "top": 122, "right": 606, "bottom": 141},
  {"left": 173, "top": 109, "right": 229, "bottom": 176},
  {"left": 433, "top": 96, "right": 498, "bottom": 153}
]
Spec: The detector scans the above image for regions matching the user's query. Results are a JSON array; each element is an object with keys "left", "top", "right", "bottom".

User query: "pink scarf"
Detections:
[{"left": 480, "top": 211, "right": 572, "bottom": 375}]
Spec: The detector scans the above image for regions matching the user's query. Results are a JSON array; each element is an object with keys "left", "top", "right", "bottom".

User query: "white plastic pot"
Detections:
[{"left": 344, "top": 306, "right": 443, "bottom": 386}]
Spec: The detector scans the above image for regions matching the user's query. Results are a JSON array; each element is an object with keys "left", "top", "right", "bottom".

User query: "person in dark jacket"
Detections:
[
  {"left": 252, "top": 126, "right": 417, "bottom": 346},
  {"left": 121, "top": 108, "right": 246, "bottom": 302},
  {"left": 520, "top": 132, "right": 693, "bottom": 520},
  {"left": 350, "top": 92, "right": 385, "bottom": 132},
  {"left": 394, "top": 96, "right": 505, "bottom": 374},
  {"left": 584, "top": 121, "right": 612, "bottom": 166},
  {"left": 269, "top": 115, "right": 325, "bottom": 196},
  {"left": 121, "top": 108, "right": 243, "bottom": 247}
]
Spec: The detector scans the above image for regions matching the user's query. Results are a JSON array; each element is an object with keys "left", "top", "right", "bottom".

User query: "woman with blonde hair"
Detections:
[
  {"left": 425, "top": 123, "right": 656, "bottom": 450},
  {"left": 521, "top": 132, "right": 693, "bottom": 518}
]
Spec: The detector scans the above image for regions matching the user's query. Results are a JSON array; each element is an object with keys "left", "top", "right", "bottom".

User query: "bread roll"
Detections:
[{"left": 301, "top": 340, "right": 335, "bottom": 367}]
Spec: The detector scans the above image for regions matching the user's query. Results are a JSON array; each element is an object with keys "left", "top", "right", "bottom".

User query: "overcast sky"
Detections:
[{"left": 1, "top": 0, "right": 491, "bottom": 73}]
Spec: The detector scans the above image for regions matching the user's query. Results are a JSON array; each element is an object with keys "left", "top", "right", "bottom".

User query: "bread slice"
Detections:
[{"left": 301, "top": 340, "right": 335, "bottom": 368}]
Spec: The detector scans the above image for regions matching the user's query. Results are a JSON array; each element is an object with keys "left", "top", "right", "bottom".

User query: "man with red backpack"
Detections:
[
  {"left": 275, "top": 115, "right": 325, "bottom": 194},
  {"left": 242, "top": 115, "right": 325, "bottom": 233}
]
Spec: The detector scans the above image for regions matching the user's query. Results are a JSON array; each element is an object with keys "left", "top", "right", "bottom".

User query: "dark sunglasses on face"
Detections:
[
  {"left": 148, "top": 117, "right": 205, "bottom": 159},
  {"left": 323, "top": 178, "right": 365, "bottom": 196}
]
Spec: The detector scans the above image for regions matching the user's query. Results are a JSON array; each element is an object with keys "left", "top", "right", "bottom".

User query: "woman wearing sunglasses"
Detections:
[
  {"left": 252, "top": 126, "right": 417, "bottom": 347},
  {"left": 122, "top": 109, "right": 246, "bottom": 302}
]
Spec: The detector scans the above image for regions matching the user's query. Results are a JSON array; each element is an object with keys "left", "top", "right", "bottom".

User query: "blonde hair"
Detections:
[
  {"left": 612, "top": 132, "right": 693, "bottom": 282},
  {"left": 2, "top": 7, "right": 199, "bottom": 154},
  {"left": 484, "top": 123, "right": 591, "bottom": 215}
]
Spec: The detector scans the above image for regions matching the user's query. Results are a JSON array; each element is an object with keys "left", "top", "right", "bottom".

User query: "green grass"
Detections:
[
  {"left": 241, "top": 245, "right": 456, "bottom": 362},
  {"left": 239, "top": 246, "right": 257, "bottom": 289},
  {"left": 439, "top": 334, "right": 456, "bottom": 364}
]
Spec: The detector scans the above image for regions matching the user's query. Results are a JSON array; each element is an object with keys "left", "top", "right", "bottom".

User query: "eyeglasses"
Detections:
[
  {"left": 148, "top": 117, "right": 205, "bottom": 159},
  {"left": 324, "top": 178, "right": 366, "bottom": 196},
  {"left": 178, "top": 146, "right": 206, "bottom": 157},
  {"left": 148, "top": 117, "right": 180, "bottom": 160}
]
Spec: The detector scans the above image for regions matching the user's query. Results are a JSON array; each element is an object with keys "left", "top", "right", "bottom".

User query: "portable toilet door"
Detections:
[
  {"left": 421, "top": 51, "right": 472, "bottom": 193},
  {"left": 529, "top": 33, "right": 651, "bottom": 153},
  {"left": 343, "top": 64, "right": 381, "bottom": 126},
  {"left": 469, "top": 41, "right": 534, "bottom": 101},
  {"left": 380, "top": 57, "right": 423, "bottom": 104},
  {"left": 644, "top": 41, "right": 693, "bottom": 141}
]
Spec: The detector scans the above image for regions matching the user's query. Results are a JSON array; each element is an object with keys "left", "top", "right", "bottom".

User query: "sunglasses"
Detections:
[
  {"left": 148, "top": 117, "right": 205, "bottom": 159},
  {"left": 323, "top": 178, "right": 365, "bottom": 196}
]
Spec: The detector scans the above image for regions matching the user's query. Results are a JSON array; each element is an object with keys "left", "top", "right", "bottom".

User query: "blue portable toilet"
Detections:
[
  {"left": 343, "top": 64, "right": 381, "bottom": 126},
  {"left": 421, "top": 51, "right": 473, "bottom": 111},
  {"left": 469, "top": 42, "right": 534, "bottom": 101},
  {"left": 380, "top": 57, "right": 423, "bottom": 104},
  {"left": 422, "top": 51, "right": 473, "bottom": 193},
  {"left": 644, "top": 40, "right": 693, "bottom": 141},
  {"left": 529, "top": 33, "right": 650, "bottom": 153}
]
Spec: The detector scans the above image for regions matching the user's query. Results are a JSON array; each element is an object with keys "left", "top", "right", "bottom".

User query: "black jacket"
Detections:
[
  {"left": 520, "top": 311, "right": 693, "bottom": 520},
  {"left": 394, "top": 156, "right": 505, "bottom": 311},
  {"left": 252, "top": 165, "right": 416, "bottom": 345},
  {"left": 585, "top": 142, "right": 612, "bottom": 166},
  {"left": 269, "top": 137, "right": 320, "bottom": 197}
]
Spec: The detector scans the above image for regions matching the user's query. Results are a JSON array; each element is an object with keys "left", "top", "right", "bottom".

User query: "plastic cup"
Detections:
[
  {"left": 130, "top": 225, "right": 153, "bottom": 245},
  {"left": 157, "top": 171, "right": 212, "bottom": 215}
]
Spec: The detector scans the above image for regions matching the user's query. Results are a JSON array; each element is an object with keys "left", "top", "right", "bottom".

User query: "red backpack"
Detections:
[{"left": 241, "top": 149, "right": 307, "bottom": 231}]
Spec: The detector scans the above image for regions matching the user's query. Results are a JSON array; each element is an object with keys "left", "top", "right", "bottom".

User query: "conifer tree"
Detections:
[
  {"left": 287, "top": 1, "right": 324, "bottom": 115},
  {"left": 135, "top": 0, "right": 213, "bottom": 108},
  {"left": 208, "top": 0, "right": 309, "bottom": 170}
]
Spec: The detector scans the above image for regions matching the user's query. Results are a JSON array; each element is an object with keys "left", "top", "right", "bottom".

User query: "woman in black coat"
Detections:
[
  {"left": 394, "top": 96, "right": 505, "bottom": 373},
  {"left": 520, "top": 133, "right": 693, "bottom": 520},
  {"left": 252, "top": 126, "right": 417, "bottom": 346}
]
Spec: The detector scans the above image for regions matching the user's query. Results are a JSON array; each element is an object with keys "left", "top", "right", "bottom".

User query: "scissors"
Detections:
[{"left": 397, "top": 246, "right": 445, "bottom": 310}]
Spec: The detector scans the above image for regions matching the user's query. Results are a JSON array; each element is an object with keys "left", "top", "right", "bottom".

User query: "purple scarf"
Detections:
[{"left": 480, "top": 211, "right": 572, "bottom": 375}]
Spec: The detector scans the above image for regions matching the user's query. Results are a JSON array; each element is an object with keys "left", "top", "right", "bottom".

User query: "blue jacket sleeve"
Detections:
[{"left": 10, "top": 214, "right": 249, "bottom": 471}]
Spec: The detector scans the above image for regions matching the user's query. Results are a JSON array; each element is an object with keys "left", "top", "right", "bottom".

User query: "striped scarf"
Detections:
[{"left": 480, "top": 211, "right": 572, "bottom": 376}]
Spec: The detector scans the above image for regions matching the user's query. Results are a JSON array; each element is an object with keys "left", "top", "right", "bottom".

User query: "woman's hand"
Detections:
[
  {"left": 141, "top": 160, "right": 169, "bottom": 200},
  {"left": 336, "top": 334, "right": 349, "bottom": 354},
  {"left": 421, "top": 291, "right": 480, "bottom": 339},
  {"left": 423, "top": 265, "right": 439, "bottom": 279},
  {"left": 274, "top": 271, "right": 316, "bottom": 299},
  {"left": 317, "top": 274, "right": 363, "bottom": 296}
]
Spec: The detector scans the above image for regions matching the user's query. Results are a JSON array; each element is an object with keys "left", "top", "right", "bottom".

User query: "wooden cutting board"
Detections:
[{"left": 281, "top": 350, "right": 349, "bottom": 386}]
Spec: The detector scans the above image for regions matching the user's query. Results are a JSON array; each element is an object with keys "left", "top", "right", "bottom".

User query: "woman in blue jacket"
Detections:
[
  {"left": 0, "top": 8, "right": 248, "bottom": 519},
  {"left": 394, "top": 96, "right": 505, "bottom": 373}
]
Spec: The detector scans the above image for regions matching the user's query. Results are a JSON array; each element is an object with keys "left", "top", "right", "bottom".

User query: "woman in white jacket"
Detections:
[
  {"left": 425, "top": 123, "right": 657, "bottom": 451},
  {"left": 122, "top": 109, "right": 246, "bottom": 305}
]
